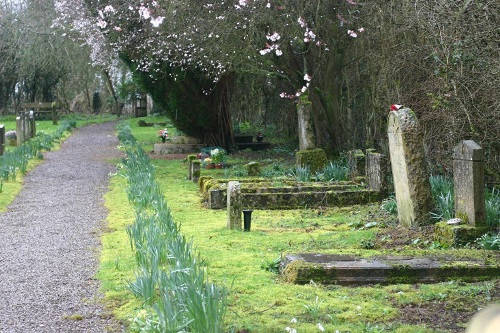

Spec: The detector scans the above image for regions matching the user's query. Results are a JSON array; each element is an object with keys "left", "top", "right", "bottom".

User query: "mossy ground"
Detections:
[{"left": 92, "top": 117, "right": 500, "bottom": 333}]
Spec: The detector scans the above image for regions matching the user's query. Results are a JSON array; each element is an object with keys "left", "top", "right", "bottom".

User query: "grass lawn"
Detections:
[{"left": 99, "top": 117, "right": 500, "bottom": 333}]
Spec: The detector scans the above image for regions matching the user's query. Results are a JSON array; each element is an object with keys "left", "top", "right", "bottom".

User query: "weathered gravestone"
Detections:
[
  {"left": 297, "top": 99, "right": 315, "bottom": 151},
  {"left": 365, "top": 149, "right": 387, "bottom": 193},
  {"left": 348, "top": 149, "right": 366, "bottom": 182},
  {"left": 387, "top": 108, "right": 433, "bottom": 227},
  {"left": 0, "top": 124, "right": 4, "bottom": 156},
  {"left": 191, "top": 160, "right": 201, "bottom": 183},
  {"left": 16, "top": 116, "right": 25, "bottom": 146},
  {"left": 227, "top": 181, "right": 242, "bottom": 230},
  {"left": 28, "top": 111, "right": 36, "bottom": 138},
  {"left": 187, "top": 154, "right": 198, "bottom": 180},
  {"left": 453, "top": 140, "right": 486, "bottom": 227}
]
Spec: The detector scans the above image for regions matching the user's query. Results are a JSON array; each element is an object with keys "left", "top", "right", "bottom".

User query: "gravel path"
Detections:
[{"left": 0, "top": 122, "right": 122, "bottom": 333}]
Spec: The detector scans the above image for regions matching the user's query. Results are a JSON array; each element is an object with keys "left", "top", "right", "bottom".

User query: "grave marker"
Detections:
[
  {"left": 387, "top": 108, "right": 432, "bottom": 227},
  {"left": 366, "top": 150, "right": 387, "bottom": 193},
  {"left": 191, "top": 160, "right": 201, "bottom": 183},
  {"left": 453, "top": 140, "right": 486, "bottom": 227},
  {"left": 348, "top": 149, "right": 365, "bottom": 181},
  {"left": 227, "top": 181, "right": 242, "bottom": 230}
]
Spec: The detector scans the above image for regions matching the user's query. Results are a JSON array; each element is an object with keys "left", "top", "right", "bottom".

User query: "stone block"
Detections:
[
  {"left": 227, "top": 181, "right": 242, "bottom": 230},
  {"left": 191, "top": 160, "right": 201, "bottom": 183},
  {"left": 453, "top": 140, "right": 486, "bottom": 227},
  {"left": 153, "top": 143, "right": 204, "bottom": 154},
  {"left": 434, "top": 222, "right": 488, "bottom": 247},
  {"left": 282, "top": 253, "right": 500, "bottom": 286},
  {"left": 387, "top": 108, "right": 433, "bottom": 227},
  {"left": 246, "top": 161, "right": 261, "bottom": 176},
  {"left": 296, "top": 148, "right": 327, "bottom": 173},
  {"left": 208, "top": 189, "right": 224, "bottom": 209},
  {"left": 187, "top": 154, "right": 198, "bottom": 180},
  {"left": 365, "top": 150, "right": 387, "bottom": 193},
  {"left": 348, "top": 149, "right": 365, "bottom": 181}
]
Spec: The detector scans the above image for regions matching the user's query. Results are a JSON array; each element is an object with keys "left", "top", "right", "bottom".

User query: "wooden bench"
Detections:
[{"left": 21, "top": 102, "right": 58, "bottom": 125}]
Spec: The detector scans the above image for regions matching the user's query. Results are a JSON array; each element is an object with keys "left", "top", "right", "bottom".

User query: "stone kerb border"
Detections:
[{"left": 199, "top": 177, "right": 380, "bottom": 210}]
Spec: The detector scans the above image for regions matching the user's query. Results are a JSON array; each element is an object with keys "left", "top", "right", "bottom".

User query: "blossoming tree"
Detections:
[{"left": 55, "top": 0, "right": 364, "bottom": 147}]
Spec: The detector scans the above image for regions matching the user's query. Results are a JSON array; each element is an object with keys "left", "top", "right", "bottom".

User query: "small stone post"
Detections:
[
  {"left": 0, "top": 124, "right": 5, "bottom": 156},
  {"left": 16, "top": 116, "right": 24, "bottom": 146},
  {"left": 387, "top": 108, "right": 433, "bottom": 227},
  {"left": 191, "top": 160, "right": 201, "bottom": 183},
  {"left": 297, "top": 98, "right": 315, "bottom": 151},
  {"left": 453, "top": 140, "right": 486, "bottom": 227},
  {"left": 187, "top": 155, "right": 198, "bottom": 180},
  {"left": 51, "top": 102, "right": 58, "bottom": 125},
  {"left": 227, "top": 181, "right": 242, "bottom": 230},
  {"left": 365, "top": 150, "right": 387, "bottom": 193},
  {"left": 208, "top": 189, "right": 224, "bottom": 209},
  {"left": 246, "top": 161, "right": 261, "bottom": 176},
  {"left": 28, "top": 110, "right": 36, "bottom": 138},
  {"left": 348, "top": 149, "right": 366, "bottom": 181}
]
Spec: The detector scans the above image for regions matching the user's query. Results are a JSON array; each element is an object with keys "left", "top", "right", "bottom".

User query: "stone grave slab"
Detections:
[
  {"left": 282, "top": 253, "right": 500, "bottom": 286},
  {"left": 154, "top": 143, "right": 204, "bottom": 154}
]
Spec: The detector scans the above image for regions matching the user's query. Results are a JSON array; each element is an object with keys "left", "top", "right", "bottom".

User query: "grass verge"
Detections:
[{"left": 99, "top": 118, "right": 500, "bottom": 333}]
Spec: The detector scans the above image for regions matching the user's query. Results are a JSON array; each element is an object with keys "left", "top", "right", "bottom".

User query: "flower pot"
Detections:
[
  {"left": 206, "top": 163, "right": 215, "bottom": 169},
  {"left": 256, "top": 134, "right": 264, "bottom": 142},
  {"left": 161, "top": 137, "right": 166, "bottom": 143},
  {"left": 215, "top": 163, "right": 224, "bottom": 169}
]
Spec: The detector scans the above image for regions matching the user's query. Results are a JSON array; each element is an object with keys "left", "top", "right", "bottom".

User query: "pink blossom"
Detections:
[
  {"left": 347, "top": 30, "right": 357, "bottom": 38},
  {"left": 266, "top": 32, "right": 281, "bottom": 42},
  {"left": 139, "top": 6, "right": 151, "bottom": 20},
  {"left": 103, "top": 5, "right": 115, "bottom": 13},
  {"left": 151, "top": 16, "right": 165, "bottom": 28},
  {"left": 297, "top": 17, "right": 306, "bottom": 28},
  {"left": 358, "top": 27, "right": 365, "bottom": 33},
  {"left": 304, "top": 73, "right": 312, "bottom": 81}
]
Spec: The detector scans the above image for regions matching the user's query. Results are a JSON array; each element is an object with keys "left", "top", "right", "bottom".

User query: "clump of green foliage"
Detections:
[
  {"left": 429, "top": 174, "right": 455, "bottom": 221},
  {"left": 0, "top": 120, "right": 76, "bottom": 181},
  {"left": 117, "top": 122, "right": 227, "bottom": 332}
]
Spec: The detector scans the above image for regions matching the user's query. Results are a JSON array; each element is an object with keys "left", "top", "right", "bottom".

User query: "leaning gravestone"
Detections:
[
  {"left": 387, "top": 108, "right": 433, "bottom": 227},
  {"left": 227, "top": 181, "right": 242, "bottom": 230},
  {"left": 453, "top": 140, "right": 486, "bottom": 227}
]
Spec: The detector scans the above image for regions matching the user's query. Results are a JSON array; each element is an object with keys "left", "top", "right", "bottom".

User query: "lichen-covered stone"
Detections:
[
  {"left": 348, "top": 149, "right": 365, "bottom": 181},
  {"left": 365, "top": 150, "right": 388, "bottom": 193},
  {"left": 246, "top": 161, "right": 261, "bottom": 176},
  {"left": 434, "top": 222, "right": 488, "bottom": 247},
  {"left": 191, "top": 160, "right": 201, "bottom": 183},
  {"left": 227, "top": 181, "right": 242, "bottom": 230},
  {"left": 295, "top": 148, "right": 327, "bottom": 173},
  {"left": 387, "top": 108, "right": 433, "bottom": 227},
  {"left": 198, "top": 176, "right": 214, "bottom": 192},
  {"left": 282, "top": 253, "right": 500, "bottom": 286},
  {"left": 453, "top": 140, "right": 486, "bottom": 227}
]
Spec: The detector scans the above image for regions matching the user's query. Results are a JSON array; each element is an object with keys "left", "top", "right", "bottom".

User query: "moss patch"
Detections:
[{"left": 296, "top": 148, "right": 328, "bottom": 173}]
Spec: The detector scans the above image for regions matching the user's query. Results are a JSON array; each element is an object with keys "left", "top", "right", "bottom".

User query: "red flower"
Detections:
[{"left": 390, "top": 104, "right": 402, "bottom": 111}]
